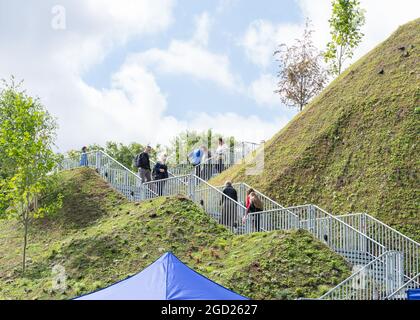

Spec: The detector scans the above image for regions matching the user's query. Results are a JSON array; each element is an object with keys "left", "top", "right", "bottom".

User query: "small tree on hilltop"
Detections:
[
  {"left": 0, "top": 79, "right": 62, "bottom": 273},
  {"left": 324, "top": 0, "right": 366, "bottom": 75},
  {"left": 275, "top": 20, "right": 328, "bottom": 112}
]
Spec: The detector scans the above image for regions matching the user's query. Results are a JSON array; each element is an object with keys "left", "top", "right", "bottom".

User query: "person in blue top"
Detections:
[
  {"left": 80, "top": 146, "right": 88, "bottom": 167},
  {"left": 188, "top": 146, "right": 205, "bottom": 177}
]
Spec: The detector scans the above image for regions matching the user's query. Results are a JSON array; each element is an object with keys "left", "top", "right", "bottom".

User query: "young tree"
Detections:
[
  {"left": 275, "top": 20, "right": 328, "bottom": 112},
  {"left": 104, "top": 141, "right": 144, "bottom": 170},
  {"left": 324, "top": 0, "right": 366, "bottom": 75},
  {"left": 0, "top": 80, "right": 62, "bottom": 273}
]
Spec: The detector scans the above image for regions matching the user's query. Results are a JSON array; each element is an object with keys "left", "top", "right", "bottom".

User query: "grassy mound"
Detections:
[
  {"left": 210, "top": 19, "right": 420, "bottom": 241},
  {"left": 0, "top": 168, "right": 350, "bottom": 300}
]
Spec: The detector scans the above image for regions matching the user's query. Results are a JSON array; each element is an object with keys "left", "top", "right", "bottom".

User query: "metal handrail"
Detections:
[
  {"left": 312, "top": 205, "right": 386, "bottom": 251},
  {"left": 169, "top": 141, "right": 261, "bottom": 180},
  {"left": 362, "top": 213, "right": 420, "bottom": 247},
  {"left": 216, "top": 182, "right": 287, "bottom": 210},
  {"left": 336, "top": 212, "right": 420, "bottom": 247},
  {"left": 240, "top": 182, "right": 285, "bottom": 209},
  {"left": 58, "top": 149, "right": 420, "bottom": 300},
  {"left": 98, "top": 150, "right": 141, "bottom": 179},
  {"left": 192, "top": 175, "right": 247, "bottom": 210},
  {"left": 335, "top": 211, "right": 420, "bottom": 282},
  {"left": 285, "top": 204, "right": 386, "bottom": 251},
  {"left": 168, "top": 140, "right": 260, "bottom": 165},
  {"left": 319, "top": 251, "right": 393, "bottom": 300},
  {"left": 387, "top": 272, "right": 420, "bottom": 300}
]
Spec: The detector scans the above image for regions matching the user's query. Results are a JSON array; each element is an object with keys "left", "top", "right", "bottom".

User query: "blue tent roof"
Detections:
[
  {"left": 75, "top": 252, "right": 248, "bottom": 300},
  {"left": 407, "top": 289, "right": 420, "bottom": 300}
]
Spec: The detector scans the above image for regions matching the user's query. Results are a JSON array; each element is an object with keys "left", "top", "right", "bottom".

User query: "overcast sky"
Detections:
[{"left": 0, "top": 0, "right": 419, "bottom": 152}]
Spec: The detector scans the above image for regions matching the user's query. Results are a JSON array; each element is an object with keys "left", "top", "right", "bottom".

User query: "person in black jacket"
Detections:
[
  {"left": 221, "top": 181, "right": 238, "bottom": 229},
  {"left": 135, "top": 146, "right": 152, "bottom": 184},
  {"left": 152, "top": 154, "right": 169, "bottom": 196}
]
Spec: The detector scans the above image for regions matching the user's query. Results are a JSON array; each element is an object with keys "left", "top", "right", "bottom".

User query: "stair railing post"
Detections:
[
  {"left": 189, "top": 173, "right": 196, "bottom": 202},
  {"left": 95, "top": 151, "right": 102, "bottom": 172},
  {"left": 124, "top": 170, "right": 129, "bottom": 198},
  {"left": 360, "top": 213, "right": 367, "bottom": 254},
  {"left": 239, "top": 205, "right": 246, "bottom": 235},
  {"left": 308, "top": 205, "right": 315, "bottom": 234},
  {"left": 140, "top": 182, "right": 146, "bottom": 201}
]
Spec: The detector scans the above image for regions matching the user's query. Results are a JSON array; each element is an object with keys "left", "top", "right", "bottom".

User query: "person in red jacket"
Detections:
[
  {"left": 242, "top": 192, "right": 263, "bottom": 232},
  {"left": 245, "top": 188, "right": 255, "bottom": 209}
]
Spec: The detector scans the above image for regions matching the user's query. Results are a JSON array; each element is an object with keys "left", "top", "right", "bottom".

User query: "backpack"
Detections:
[{"left": 134, "top": 154, "right": 141, "bottom": 168}]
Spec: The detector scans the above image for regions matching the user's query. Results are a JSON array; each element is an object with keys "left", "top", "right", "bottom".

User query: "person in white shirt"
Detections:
[{"left": 215, "top": 138, "right": 228, "bottom": 173}]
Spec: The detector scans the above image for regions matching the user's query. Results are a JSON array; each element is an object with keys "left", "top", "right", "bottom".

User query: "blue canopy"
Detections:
[
  {"left": 75, "top": 252, "right": 248, "bottom": 300},
  {"left": 407, "top": 289, "right": 420, "bottom": 300}
]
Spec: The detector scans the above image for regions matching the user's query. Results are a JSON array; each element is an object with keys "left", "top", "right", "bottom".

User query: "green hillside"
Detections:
[
  {"left": 0, "top": 168, "right": 350, "bottom": 300},
  {"left": 211, "top": 19, "right": 420, "bottom": 241}
]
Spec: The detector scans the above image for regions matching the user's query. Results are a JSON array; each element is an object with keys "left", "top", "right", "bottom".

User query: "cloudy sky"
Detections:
[{"left": 0, "top": 0, "right": 419, "bottom": 152}]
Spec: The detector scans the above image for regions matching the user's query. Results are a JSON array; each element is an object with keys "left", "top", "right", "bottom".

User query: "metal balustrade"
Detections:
[
  {"left": 320, "top": 251, "right": 406, "bottom": 300},
  {"left": 190, "top": 175, "right": 247, "bottom": 234},
  {"left": 286, "top": 205, "right": 386, "bottom": 266},
  {"left": 387, "top": 272, "right": 420, "bottom": 300},
  {"left": 90, "top": 151, "right": 144, "bottom": 201},
  {"left": 246, "top": 208, "right": 300, "bottom": 233},
  {"left": 141, "top": 174, "right": 190, "bottom": 200},
  {"left": 167, "top": 141, "right": 261, "bottom": 182},
  {"left": 167, "top": 163, "right": 194, "bottom": 177},
  {"left": 214, "top": 183, "right": 299, "bottom": 232},
  {"left": 336, "top": 213, "right": 420, "bottom": 280},
  {"left": 167, "top": 153, "right": 237, "bottom": 182},
  {"left": 59, "top": 150, "right": 420, "bottom": 300},
  {"left": 215, "top": 182, "right": 285, "bottom": 211}
]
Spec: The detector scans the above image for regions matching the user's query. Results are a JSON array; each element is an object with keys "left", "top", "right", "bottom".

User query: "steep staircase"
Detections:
[{"left": 60, "top": 149, "right": 420, "bottom": 300}]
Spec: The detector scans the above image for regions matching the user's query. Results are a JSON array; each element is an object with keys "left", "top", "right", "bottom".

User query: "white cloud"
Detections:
[
  {"left": 0, "top": 0, "right": 176, "bottom": 151},
  {"left": 249, "top": 74, "right": 281, "bottom": 107},
  {"left": 244, "top": 0, "right": 420, "bottom": 106},
  {"left": 135, "top": 41, "right": 240, "bottom": 90},
  {"left": 240, "top": 20, "right": 304, "bottom": 69},
  {"left": 56, "top": 0, "right": 176, "bottom": 74},
  {"left": 243, "top": 0, "right": 420, "bottom": 69},
  {"left": 134, "top": 12, "right": 241, "bottom": 91},
  {"left": 72, "top": 58, "right": 280, "bottom": 147},
  {"left": 216, "top": 0, "right": 239, "bottom": 13},
  {"left": 184, "top": 112, "right": 289, "bottom": 143},
  {"left": 2, "top": 0, "right": 418, "bottom": 152},
  {"left": 193, "top": 12, "right": 212, "bottom": 46},
  {"left": 0, "top": 2, "right": 276, "bottom": 151},
  {"left": 77, "top": 64, "right": 186, "bottom": 146},
  {"left": 354, "top": 0, "right": 420, "bottom": 59}
]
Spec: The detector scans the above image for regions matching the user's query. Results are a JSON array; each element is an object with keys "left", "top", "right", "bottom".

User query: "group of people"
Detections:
[
  {"left": 79, "top": 145, "right": 169, "bottom": 196},
  {"left": 188, "top": 138, "right": 229, "bottom": 180},
  {"left": 135, "top": 145, "right": 169, "bottom": 196},
  {"left": 79, "top": 141, "right": 264, "bottom": 231},
  {"left": 132, "top": 143, "right": 265, "bottom": 230},
  {"left": 221, "top": 181, "right": 264, "bottom": 232}
]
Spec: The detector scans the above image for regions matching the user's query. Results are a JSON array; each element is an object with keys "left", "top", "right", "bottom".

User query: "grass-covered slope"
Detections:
[
  {"left": 211, "top": 19, "right": 420, "bottom": 241},
  {"left": 0, "top": 168, "right": 350, "bottom": 300}
]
